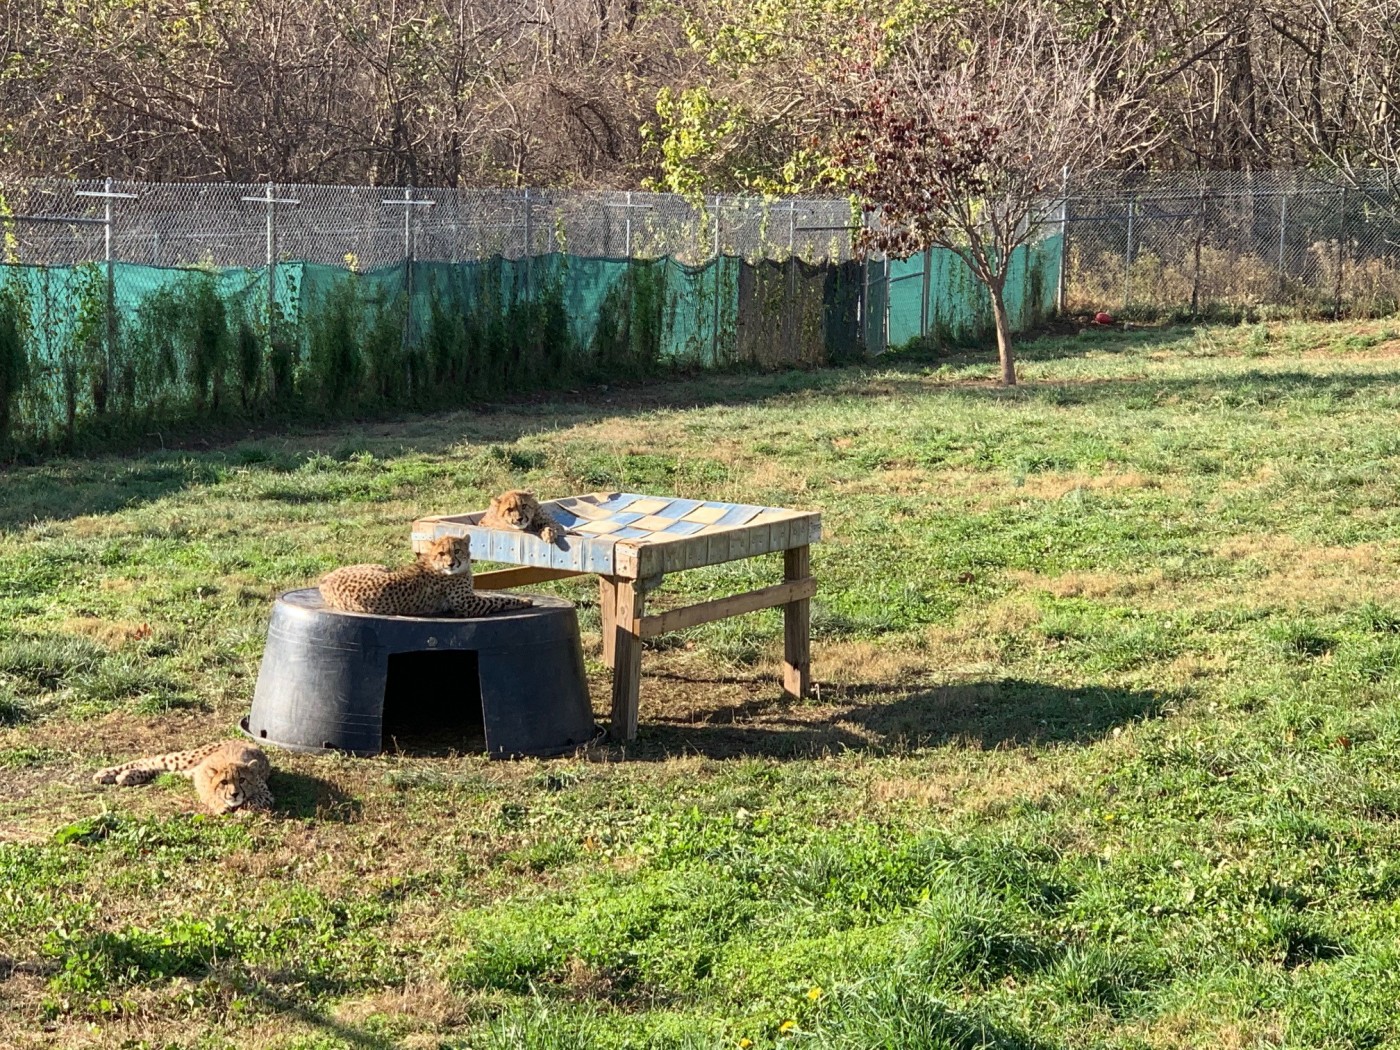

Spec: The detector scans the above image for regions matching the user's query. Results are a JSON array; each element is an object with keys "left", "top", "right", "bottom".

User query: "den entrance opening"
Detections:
[{"left": 381, "top": 649, "right": 486, "bottom": 754}]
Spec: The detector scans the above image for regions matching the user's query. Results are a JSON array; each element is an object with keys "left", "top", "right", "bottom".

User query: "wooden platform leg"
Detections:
[
  {"left": 783, "top": 545, "right": 811, "bottom": 700},
  {"left": 598, "top": 576, "right": 618, "bottom": 668},
  {"left": 609, "top": 577, "right": 647, "bottom": 741}
]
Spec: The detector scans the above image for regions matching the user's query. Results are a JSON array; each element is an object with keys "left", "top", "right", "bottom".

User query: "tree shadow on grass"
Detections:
[
  {"left": 0, "top": 458, "right": 201, "bottom": 532},
  {"left": 269, "top": 769, "right": 363, "bottom": 822},
  {"left": 10, "top": 323, "right": 1380, "bottom": 531},
  {"left": 888, "top": 321, "right": 1190, "bottom": 367},
  {"left": 249, "top": 982, "right": 401, "bottom": 1050},
  {"left": 619, "top": 677, "right": 1174, "bottom": 761}
]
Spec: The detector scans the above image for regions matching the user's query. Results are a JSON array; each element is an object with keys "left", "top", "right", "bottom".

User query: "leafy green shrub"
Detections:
[{"left": 0, "top": 277, "right": 30, "bottom": 450}]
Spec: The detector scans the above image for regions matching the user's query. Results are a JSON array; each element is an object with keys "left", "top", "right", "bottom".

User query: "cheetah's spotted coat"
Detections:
[
  {"left": 93, "top": 740, "right": 273, "bottom": 815},
  {"left": 318, "top": 535, "right": 532, "bottom": 617}
]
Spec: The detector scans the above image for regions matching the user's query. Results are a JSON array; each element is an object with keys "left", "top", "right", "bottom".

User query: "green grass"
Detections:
[{"left": 5, "top": 318, "right": 1400, "bottom": 1047}]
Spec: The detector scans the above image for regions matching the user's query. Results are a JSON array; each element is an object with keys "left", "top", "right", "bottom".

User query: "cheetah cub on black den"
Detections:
[
  {"left": 93, "top": 740, "right": 273, "bottom": 815},
  {"left": 318, "top": 535, "right": 532, "bottom": 617}
]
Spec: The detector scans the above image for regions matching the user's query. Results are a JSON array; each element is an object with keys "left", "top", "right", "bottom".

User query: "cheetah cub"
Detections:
[
  {"left": 319, "top": 535, "right": 532, "bottom": 617},
  {"left": 481, "top": 489, "right": 571, "bottom": 545},
  {"left": 93, "top": 740, "right": 273, "bottom": 815}
]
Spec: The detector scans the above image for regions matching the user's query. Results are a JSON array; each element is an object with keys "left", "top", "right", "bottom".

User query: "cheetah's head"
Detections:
[
  {"left": 194, "top": 760, "right": 261, "bottom": 814},
  {"left": 489, "top": 489, "right": 539, "bottom": 528},
  {"left": 422, "top": 535, "right": 474, "bottom": 577}
]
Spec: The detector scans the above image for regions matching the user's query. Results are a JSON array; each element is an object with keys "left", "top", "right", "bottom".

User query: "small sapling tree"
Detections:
[{"left": 830, "top": 2, "right": 1150, "bottom": 384}]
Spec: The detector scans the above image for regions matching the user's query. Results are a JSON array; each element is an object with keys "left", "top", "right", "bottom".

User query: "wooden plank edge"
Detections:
[
  {"left": 637, "top": 577, "right": 817, "bottom": 637},
  {"left": 473, "top": 566, "right": 590, "bottom": 589}
]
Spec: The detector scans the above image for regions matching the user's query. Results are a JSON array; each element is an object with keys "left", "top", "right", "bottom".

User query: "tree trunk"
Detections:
[{"left": 990, "top": 282, "right": 1016, "bottom": 386}]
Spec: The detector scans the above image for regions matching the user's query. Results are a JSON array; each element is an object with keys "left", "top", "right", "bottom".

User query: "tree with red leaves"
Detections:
[{"left": 830, "top": 3, "right": 1151, "bottom": 385}]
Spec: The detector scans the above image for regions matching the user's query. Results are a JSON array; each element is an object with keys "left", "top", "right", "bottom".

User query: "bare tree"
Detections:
[
  {"left": 829, "top": 2, "right": 1153, "bottom": 384},
  {"left": 0, "top": 0, "right": 654, "bottom": 185},
  {"left": 1260, "top": 0, "right": 1400, "bottom": 210}
]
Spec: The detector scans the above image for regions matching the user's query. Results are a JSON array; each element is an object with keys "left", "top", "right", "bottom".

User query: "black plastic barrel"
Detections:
[{"left": 243, "top": 589, "right": 599, "bottom": 758}]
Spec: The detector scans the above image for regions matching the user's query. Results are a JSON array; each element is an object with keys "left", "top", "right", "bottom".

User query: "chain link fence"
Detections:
[
  {"left": 1061, "top": 170, "right": 1400, "bottom": 319},
  {"left": 0, "top": 181, "right": 861, "bottom": 269},
  {"left": 7, "top": 173, "right": 1400, "bottom": 321},
  {"left": 0, "top": 182, "right": 882, "bottom": 455},
  {"left": 7, "top": 170, "right": 1383, "bottom": 456}
]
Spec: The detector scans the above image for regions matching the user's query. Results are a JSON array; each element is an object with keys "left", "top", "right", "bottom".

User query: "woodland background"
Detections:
[{"left": 2, "top": 0, "right": 1396, "bottom": 191}]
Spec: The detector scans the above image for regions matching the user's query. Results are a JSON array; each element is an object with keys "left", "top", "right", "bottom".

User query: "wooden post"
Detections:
[
  {"left": 783, "top": 545, "right": 811, "bottom": 699},
  {"left": 609, "top": 577, "right": 648, "bottom": 740},
  {"left": 598, "top": 576, "right": 618, "bottom": 668}
]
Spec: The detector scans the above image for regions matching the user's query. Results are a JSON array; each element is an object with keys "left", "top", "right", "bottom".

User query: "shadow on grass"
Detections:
[
  {"left": 622, "top": 677, "right": 1172, "bottom": 760},
  {"left": 6, "top": 320, "right": 1381, "bottom": 531},
  {"left": 889, "top": 321, "right": 1189, "bottom": 366},
  {"left": 0, "top": 458, "right": 203, "bottom": 532},
  {"left": 251, "top": 983, "right": 401, "bottom": 1050},
  {"left": 269, "top": 769, "right": 363, "bottom": 822}
]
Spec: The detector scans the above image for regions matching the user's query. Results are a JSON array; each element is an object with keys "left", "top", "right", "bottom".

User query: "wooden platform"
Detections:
[{"left": 413, "top": 493, "right": 821, "bottom": 741}]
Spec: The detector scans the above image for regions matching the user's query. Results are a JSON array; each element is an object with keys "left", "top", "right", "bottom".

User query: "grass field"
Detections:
[{"left": 5, "top": 318, "right": 1400, "bottom": 1049}]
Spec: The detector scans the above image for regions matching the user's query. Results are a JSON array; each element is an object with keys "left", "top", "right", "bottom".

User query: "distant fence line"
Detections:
[
  {"left": 0, "top": 182, "right": 862, "bottom": 269},
  {"left": 17, "top": 168, "right": 1391, "bottom": 457},
  {"left": 5, "top": 171, "right": 1399, "bottom": 316},
  {"left": 1060, "top": 169, "right": 1400, "bottom": 319},
  {"left": 0, "top": 179, "right": 1063, "bottom": 456}
]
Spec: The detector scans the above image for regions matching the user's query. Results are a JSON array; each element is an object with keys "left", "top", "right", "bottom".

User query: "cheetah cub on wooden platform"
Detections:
[
  {"left": 319, "top": 535, "right": 532, "bottom": 617},
  {"left": 93, "top": 740, "right": 273, "bottom": 815},
  {"left": 481, "top": 489, "right": 571, "bottom": 545}
]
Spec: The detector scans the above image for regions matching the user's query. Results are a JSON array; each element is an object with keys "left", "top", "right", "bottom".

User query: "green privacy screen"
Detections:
[
  {"left": 0, "top": 241, "right": 1056, "bottom": 455},
  {"left": 884, "top": 235, "right": 1062, "bottom": 348}
]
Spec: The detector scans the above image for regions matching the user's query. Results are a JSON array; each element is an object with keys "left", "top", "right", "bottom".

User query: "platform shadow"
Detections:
[{"left": 620, "top": 677, "right": 1173, "bottom": 761}]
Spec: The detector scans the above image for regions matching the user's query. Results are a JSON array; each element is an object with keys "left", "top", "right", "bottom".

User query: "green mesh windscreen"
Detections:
[
  {"left": 0, "top": 243, "right": 1055, "bottom": 454},
  {"left": 885, "top": 236, "right": 1061, "bottom": 348}
]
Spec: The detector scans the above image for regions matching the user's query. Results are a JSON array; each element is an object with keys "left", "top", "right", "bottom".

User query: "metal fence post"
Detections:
[
  {"left": 624, "top": 190, "right": 634, "bottom": 258},
  {"left": 1277, "top": 192, "right": 1288, "bottom": 297},
  {"left": 861, "top": 210, "right": 870, "bottom": 352},
  {"left": 1057, "top": 165, "right": 1069, "bottom": 315},
  {"left": 787, "top": 200, "right": 798, "bottom": 347},
  {"left": 523, "top": 188, "right": 532, "bottom": 299},
  {"left": 240, "top": 183, "right": 301, "bottom": 353},
  {"left": 712, "top": 195, "right": 721, "bottom": 260},
  {"left": 712, "top": 196, "right": 722, "bottom": 363},
  {"left": 382, "top": 186, "right": 434, "bottom": 353},
  {"left": 74, "top": 179, "right": 138, "bottom": 410},
  {"left": 103, "top": 177, "right": 115, "bottom": 398},
  {"left": 405, "top": 186, "right": 416, "bottom": 348},
  {"left": 266, "top": 181, "right": 277, "bottom": 332},
  {"left": 921, "top": 247, "right": 932, "bottom": 338},
  {"left": 1191, "top": 186, "right": 1206, "bottom": 317},
  {"left": 1334, "top": 187, "right": 1347, "bottom": 319},
  {"left": 1123, "top": 197, "right": 1135, "bottom": 312}
]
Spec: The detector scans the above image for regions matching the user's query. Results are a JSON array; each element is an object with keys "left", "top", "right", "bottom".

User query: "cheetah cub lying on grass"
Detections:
[
  {"left": 319, "top": 535, "right": 531, "bottom": 617},
  {"left": 93, "top": 740, "right": 273, "bottom": 815},
  {"left": 481, "top": 489, "right": 571, "bottom": 545}
]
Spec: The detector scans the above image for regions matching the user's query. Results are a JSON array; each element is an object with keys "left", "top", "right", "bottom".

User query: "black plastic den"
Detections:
[{"left": 243, "top": 589, "right": 600, "bottom": 758}]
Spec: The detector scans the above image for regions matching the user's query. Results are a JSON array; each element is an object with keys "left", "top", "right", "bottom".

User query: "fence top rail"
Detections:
[{"left": 0, "top": 180, "right": 867, "bottom": 268}]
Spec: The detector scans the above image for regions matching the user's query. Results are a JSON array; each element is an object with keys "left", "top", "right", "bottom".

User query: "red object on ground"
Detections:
[{"left": 1094, "top": 311, "right": 1114, "bottom": 325}]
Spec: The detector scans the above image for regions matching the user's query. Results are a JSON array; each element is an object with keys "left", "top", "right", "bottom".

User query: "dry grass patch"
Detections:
[
  {"left": 1010, "top": 568, "right": 1167, "bottom": 600},
  {"left": 1014, "top": 470, "right": 1162, "bottom": 501},
  {"left": 1215, "top": 534, "right": 1400, "bottom": 610},
  {"left": 863, "top": 751, "right": 1074, "bottom": 818},
  {"left": 57, "top": 616, "right": 154, "bottom": 649}
]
